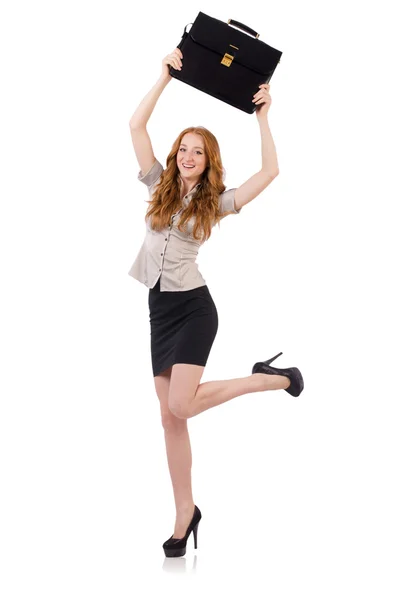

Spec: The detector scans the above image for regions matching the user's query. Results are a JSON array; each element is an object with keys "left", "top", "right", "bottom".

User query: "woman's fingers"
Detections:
[
  {"left": 253, "top": 91, "right": 270, "bottom": 101},
  {"left": 171, "top": 50, "right": 182, "bottom": 69},
  {"left": 255, "top": 96, "right": 271, "bottom": 105},
  {"left": 255, "top": 84, "right": 270, "bottom": 93},
  {"left": 252, "top": 91, "right": 271, "bottom": 104},
  {"left": 255, "top": 84, "right": 270, "bottom": 95},
  {"left": 252, "top": 83, "right": 270, "bottom": 99},
  {"left": 174, "top": 49, "right": 183, "bottom": 63},
  {"left": 167, "top": 53, "right": 182, "bottom": 70}
]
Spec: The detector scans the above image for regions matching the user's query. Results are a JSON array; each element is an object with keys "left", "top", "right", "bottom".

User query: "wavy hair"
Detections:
[{"left": 145, "top": 126, "right": 232, "bottom": 243}]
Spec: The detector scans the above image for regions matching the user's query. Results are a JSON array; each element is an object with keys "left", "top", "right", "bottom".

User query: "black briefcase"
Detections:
[{"left": 169, "top": 12, "right": 282, "bottom": 114}]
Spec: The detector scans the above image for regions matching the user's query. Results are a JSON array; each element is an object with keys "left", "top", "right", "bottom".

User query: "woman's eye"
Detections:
[{"left": 179, "top": 148, "right": 202, "bottom": 155}]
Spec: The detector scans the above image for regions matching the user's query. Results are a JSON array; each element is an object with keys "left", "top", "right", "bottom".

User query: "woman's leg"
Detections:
[
  {"left": 168, "top": 364, "right": 290, "bottom": 419},
  {"left": 154, "top": 366, "right": 196, "bottom": 538}
]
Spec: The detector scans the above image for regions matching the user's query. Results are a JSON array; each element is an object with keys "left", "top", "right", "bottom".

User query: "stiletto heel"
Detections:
[
  {"left": 162, "top": 505, "right": 202, "bottom": 558},
  {"left": 193, "top": 522, "right": 198, "bottom": 549},
  {"left": 262, "top": 351, "right": 283, "bottom": 366},
  {"left": 252, "top": 352, "right": 304, "bottom": 397}
]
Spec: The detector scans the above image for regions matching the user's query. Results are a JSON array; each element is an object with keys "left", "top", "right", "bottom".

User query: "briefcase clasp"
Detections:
[{"left": 221, "top": 53, "right": 234, "bottom": 67}]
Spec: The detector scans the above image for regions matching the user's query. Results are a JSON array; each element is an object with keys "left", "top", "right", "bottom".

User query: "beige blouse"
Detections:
[{"left": 128, "top": 159, "right": 242, "bottom": 291}]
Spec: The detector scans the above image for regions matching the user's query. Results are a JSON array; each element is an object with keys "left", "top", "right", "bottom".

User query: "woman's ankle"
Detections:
[{"left": 176, "top": 501, "right": 195, "bottom": 516}]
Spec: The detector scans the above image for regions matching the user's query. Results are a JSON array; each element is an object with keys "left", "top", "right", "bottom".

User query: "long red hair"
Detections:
[{"left": 145, "top": 126, "right": 233, "bottom": 243}]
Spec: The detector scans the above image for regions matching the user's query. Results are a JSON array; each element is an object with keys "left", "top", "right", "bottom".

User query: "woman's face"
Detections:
[{"left": 176, "top": 132, "right": 208, "bottom": 181}]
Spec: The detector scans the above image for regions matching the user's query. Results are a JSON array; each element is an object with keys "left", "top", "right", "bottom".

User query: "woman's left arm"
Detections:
[
  {"left": 255, "top": 84, "right": 279, "bottom": 174},
  {"left": 234, "top": 84, "right": 280, "bottom": 212}
]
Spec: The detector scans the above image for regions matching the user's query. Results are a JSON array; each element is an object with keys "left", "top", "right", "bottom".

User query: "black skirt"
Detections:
[{"left": 148, "top": 277, "right": 219, "bottom": 377}]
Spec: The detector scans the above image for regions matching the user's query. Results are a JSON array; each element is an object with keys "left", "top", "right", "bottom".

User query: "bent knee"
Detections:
[
  {"left": 168, "top": 400, "right": 190, "bottom": 420},
  {"left": 161, "top": 409, "right": 188, "bottom": 430}
]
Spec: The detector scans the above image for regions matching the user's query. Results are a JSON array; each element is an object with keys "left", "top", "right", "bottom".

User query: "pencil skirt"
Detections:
[{"left": 148, "top": 277, "right": 219, "bottom": 377}]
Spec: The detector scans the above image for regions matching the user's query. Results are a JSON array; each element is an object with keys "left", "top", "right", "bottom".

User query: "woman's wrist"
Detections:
[
  {"left": 256, "top": 111, "right": 269, "bottom": 124},
  {"left": 159, "top": 71, "right": 172, "bottom": 85}
]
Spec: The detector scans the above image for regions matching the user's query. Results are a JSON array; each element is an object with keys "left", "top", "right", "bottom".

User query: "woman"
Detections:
[{"left": 128, "top": 48, "right": 304, "bottom": 558}]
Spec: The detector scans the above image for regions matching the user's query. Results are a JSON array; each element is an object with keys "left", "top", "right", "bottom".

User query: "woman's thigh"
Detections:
[{"left": 154, "top": 366, "right": 187, "bottom": 428}]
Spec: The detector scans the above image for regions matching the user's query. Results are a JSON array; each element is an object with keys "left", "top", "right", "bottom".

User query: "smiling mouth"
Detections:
[{"left": 182, "top": 164, "right": 195, "bottom": 169}]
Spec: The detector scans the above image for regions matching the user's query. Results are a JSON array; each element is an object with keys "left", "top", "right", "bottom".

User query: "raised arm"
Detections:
[
  {"left": 129, "top": 48, "right": 183, "bottom": 176},
  {"left": 234, "top": 84, "right": 280, "bottom": 212}
]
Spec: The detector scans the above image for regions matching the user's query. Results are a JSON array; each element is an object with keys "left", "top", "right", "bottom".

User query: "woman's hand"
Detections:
[
  {"left": 161, "top": 48, "right": 183, "bottom": 81},
  {"left": 253, "top": 83, "right": 272, "bottom": 119}
]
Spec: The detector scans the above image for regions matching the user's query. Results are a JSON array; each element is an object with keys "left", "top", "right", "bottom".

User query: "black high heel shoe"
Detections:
[
  {"left": 162, "top": 505, "right": 202, "bottom": 558},
  {"left": 252, "top": 352, "right": 304, "bottom": 397}
]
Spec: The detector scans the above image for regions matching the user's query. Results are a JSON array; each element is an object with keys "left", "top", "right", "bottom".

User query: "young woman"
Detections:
[{"left": 128, "top": 48, "right": 304, "bottom": 558}]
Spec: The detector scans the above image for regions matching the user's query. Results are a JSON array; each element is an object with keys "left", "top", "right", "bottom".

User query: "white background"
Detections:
[{"left": 1, "top": 0, "right": 396, "bottom": 597}]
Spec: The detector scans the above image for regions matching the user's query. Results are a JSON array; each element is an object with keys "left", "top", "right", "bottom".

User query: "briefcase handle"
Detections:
[
  {"left": 228, "top": 19, "right": 259, "bottom": 39},
  {"left": 179, "top": 18, "right": 260, "bottom": 40}
]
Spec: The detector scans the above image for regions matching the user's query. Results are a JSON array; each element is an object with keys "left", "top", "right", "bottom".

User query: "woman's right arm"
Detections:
[{"left": 129, "top": 49, "right": 183, "bottom": 176}]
